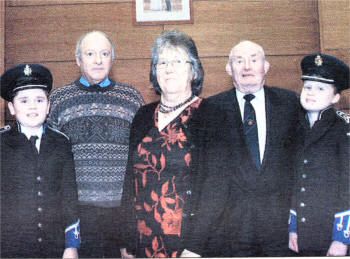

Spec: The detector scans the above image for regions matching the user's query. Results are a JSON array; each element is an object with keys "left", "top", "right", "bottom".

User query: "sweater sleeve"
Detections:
[{"left": 47, "top": 87, "right": 61, "bottom": 130}]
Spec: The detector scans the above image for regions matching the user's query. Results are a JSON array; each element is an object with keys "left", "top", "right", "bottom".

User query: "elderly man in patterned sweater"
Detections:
[{"left": 47, "top": 30, "right": 144, "bottom": 258}]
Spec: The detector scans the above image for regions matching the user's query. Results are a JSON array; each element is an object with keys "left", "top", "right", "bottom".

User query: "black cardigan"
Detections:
[{"left": 119, "top": 98, "right": 228, "bottom": 255}]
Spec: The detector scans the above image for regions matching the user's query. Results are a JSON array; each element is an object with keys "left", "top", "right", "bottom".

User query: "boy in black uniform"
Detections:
[
  {"left": 288, "top": 54, "right": 349, "bottom": 256},
  {"left": 0, "top": 64, "right": 81, "bottom": 258}
]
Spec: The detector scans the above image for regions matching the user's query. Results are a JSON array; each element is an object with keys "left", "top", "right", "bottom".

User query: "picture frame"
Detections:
[{"left": 133, "top": 0, "right": 193, "bottom": 25}]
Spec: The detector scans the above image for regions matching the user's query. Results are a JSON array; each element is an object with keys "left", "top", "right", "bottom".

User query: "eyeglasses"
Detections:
[{"left": 156, "top": 59, "right": 191, "bottom": 70}]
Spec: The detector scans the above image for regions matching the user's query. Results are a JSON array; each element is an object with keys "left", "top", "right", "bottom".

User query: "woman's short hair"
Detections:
[{"left": 150, "top": 30, "right": 204, "bottom": 95}]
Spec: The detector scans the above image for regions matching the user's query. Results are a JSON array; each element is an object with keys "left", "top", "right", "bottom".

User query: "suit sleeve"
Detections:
[
  {"left": 288, "top": 103, "right": 305, "bottom": 234},
  {"left": 331, "top": 124, "right": 350, "bottom": 244},
  {"left": 183, "top": 102, "right": 233, "bottom": 255},
  {"left": 60, "top": 139, "right": 81, "bottom": 248}
]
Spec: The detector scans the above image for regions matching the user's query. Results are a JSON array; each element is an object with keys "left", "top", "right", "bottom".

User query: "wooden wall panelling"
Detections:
[
  {"left": 4, "top": 58, "right": 159, "bottom": 122},
  {"left": 5, "top": 2, "right": 162, "bottom": 64},
  {"left": 318, "top": 0, "right": 350, "bottom": 112},
  {"left": 264, "top": 55, "right": 303, "bottom": 94},
  {"left": 200, "top": 55, "right": 304, "bottom": 99},
  {"left": 27, "top": 59, "right": 157, "bottom": 103},
  {"left": 113, "top": 59, "right": 159, "bottom": 104},
  {"left": 203, "top": 54, "right": 306, "bottom": 97},
  {"left": 0, "top": 0, "right": 5, "bottom": 126},
  {"left": 320, "top": 49, "right": 350, "bottom": 112},
  {"left": 165, "top": 0, "right": 320, "bottom": 57},
  {"left": 6, "top": 0, "right": 130, "bottom": 7},
  {"left": 318, "top": 0, "right": 350, "bottom": 50},
  {"left": 0, "top": 0, "right": 4, "bottom": 72},
  {"left": 200, "top": 57, "right": 232, "bottom": 98}
]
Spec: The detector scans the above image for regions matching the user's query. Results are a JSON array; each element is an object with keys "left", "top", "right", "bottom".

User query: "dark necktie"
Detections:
[
  {"left": 29, "top": 135, "right": 39, "bottom": 154},
  {"left": 243, "top": 94, "right": 261, "bottom": 169}
]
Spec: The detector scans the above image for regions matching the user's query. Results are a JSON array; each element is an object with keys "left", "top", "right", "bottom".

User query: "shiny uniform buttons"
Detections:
[
  {"left": 182, "top": 212, "right": 195, "bottom": 218},
  {"left": 36, "top": 175, "right": 44, "bottom": 243},
  {"left": 186, "top": 190, "right": 192, "bottom": 195},
  {"left": 298, "top": 157, "right": 310, "bottom": 225}
]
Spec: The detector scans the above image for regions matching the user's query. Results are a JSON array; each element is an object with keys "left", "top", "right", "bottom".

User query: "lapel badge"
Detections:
[
  {"left": 23, "top": 64, "right": 32, "bottom": 76},
  {"left": 314, "top": 55, "right": 323, "bottom": 66},
  {"left": 248, "top": 119, "right": 254, "bottom": 126}
]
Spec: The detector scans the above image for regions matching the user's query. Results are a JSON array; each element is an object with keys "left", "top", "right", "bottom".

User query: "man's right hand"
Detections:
[{"left": 120, "top": 248, "right": 135, "bottom": 258}]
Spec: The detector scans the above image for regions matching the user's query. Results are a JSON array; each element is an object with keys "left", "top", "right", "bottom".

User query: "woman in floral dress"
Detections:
[{"left": 119, "top": 30, "right": 227, "bottom": 258}]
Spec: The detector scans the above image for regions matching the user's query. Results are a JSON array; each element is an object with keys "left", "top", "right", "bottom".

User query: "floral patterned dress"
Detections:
[{"left": 133, "top": 98, "right": 202, "bottom": 258}]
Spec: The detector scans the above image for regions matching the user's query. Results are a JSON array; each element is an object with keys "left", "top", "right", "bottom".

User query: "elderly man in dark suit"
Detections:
[{"left": 203, "top": 40, "right": 301, "bottom": 256}]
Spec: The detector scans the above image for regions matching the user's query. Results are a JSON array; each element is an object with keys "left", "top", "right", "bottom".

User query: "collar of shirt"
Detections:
[
  {"left": 236, "top": 87, "right": 265, "bottom": 118},
  {"left": 306, "top": 105, "right": 333, "bottom": 128},
  {"left": 20, "top": 124, "right": 44, "bottom": 152},
  {"left": 79, "top": 76, "right": 111, "bottom": 87},
  {"left": 236, "top": 87, "right": 266, "bottom": 163}
]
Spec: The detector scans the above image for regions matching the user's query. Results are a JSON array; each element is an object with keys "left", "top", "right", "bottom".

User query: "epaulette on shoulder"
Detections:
[
  {"left": 47, "top": 125, "right": 70, "bottom": 140},
  {"left": 336, "top": 110, "right": 350, "bottom": 124},
  {"left": 0, "top": 125, "right": 11, "bottom": 134}
]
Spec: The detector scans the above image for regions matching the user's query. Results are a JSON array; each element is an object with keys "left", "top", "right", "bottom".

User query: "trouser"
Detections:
[{"left": 78, "top": 205, "right": 122, "bottom": 258}]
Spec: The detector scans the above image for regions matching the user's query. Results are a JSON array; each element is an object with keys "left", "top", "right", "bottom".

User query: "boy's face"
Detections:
[
  {"left": 300, "top": 80, "right": 340, "bottom": 112},
  {"left": 8, "top": 88, "right": 50, "bottom": 129}
]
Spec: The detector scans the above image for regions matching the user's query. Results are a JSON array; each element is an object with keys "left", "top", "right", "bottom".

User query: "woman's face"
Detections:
[{"left": 156, "top": 47, "right": 193, "bottom": 96}]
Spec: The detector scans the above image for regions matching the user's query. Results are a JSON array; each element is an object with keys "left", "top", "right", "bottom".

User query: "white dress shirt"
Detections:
[
  {"left": 236, "top": 87, "right": 266, "bottom": 163},
  {"left": 20, "top": 124, "right": 43, "bottom": 153}
]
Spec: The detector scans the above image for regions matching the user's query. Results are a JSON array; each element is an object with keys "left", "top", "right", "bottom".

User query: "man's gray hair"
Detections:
[{"left": 75, "top": 30, "right": 115, "bottom": 60}]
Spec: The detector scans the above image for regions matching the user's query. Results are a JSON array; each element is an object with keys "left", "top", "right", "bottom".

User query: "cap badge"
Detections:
[
  {"left": 314, "top": 55, "right": 323, "bottom": 66},
  {"left": 23, "top": 64, "right": 32, "bottom": 76}
]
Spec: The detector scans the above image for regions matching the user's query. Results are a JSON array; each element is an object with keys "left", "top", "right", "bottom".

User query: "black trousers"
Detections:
[{"left": 78, "top": 205, "right": 122, "bottom": 258}]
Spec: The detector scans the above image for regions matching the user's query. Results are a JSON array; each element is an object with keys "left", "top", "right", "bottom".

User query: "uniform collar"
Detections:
[
  {"left": 306, "top": 106, "right": 334, "bottom": 126},
  {"left": 19, "top": 123, "right": 45, "bottom": 140}
]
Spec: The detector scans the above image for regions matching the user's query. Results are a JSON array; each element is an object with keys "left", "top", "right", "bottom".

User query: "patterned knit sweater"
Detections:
[{"left": 47, "top": 79, "right": 144, "bottom": 207}]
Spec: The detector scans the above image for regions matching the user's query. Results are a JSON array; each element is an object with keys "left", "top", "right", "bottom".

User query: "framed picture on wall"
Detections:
[{"left": 133, "top": 0, "right": 193, "bottom": 25}]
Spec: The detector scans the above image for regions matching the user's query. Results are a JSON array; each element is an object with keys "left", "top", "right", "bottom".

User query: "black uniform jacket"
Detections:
[
  {"left": 201, "top": 86, "right": 301, "bottom": 256},
  {"left": 119, "top": 98, "right": 229, "bottom": 256},
  {"left": 1, "top": 124, "right": 79, "bottom": 258},
  {"left": 291, "top": 107, "right": 350, "bottom": 253}
]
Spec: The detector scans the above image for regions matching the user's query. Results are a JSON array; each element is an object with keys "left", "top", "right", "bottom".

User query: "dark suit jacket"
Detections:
[
  {"left": 202, "top": 86, "right": 301, "bottom": 256},
  {"left": 291, "top": 107, "right": 350, "bottom": 254},
  {"left": 1, "top": 124, "right": 79, "bottom": 258}
]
